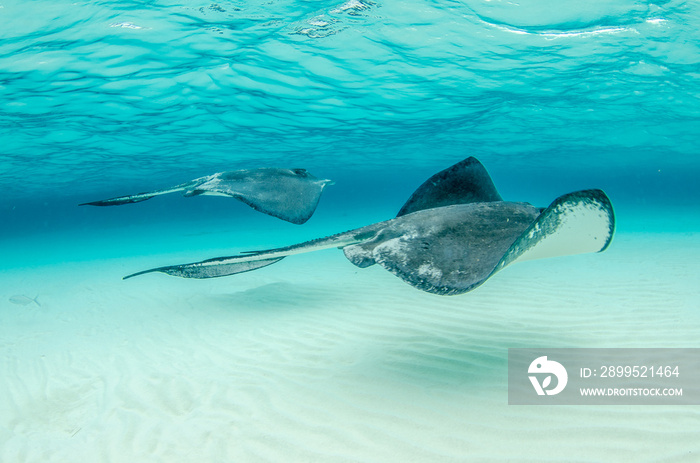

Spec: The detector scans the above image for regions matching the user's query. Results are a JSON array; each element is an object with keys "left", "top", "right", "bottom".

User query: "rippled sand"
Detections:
[{"left": 1, "top": 230, "right": 698, "bottom": 462}]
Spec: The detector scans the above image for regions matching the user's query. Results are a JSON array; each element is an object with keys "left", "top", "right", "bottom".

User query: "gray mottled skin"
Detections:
[
  {"left": 344, "top": 202, "right": 541, "bottom": 295},
  {"left": 124, "top": 201, "right": 542, "bottom": 295},
  {"left": 80, "top": 168, "right": 332, "bottom": 224},
  {"left": 122, "top": 157, "right": 615, "bottom": 295}
]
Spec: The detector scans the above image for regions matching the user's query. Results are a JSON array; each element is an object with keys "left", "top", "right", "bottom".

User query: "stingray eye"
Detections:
[{"left": 292, "top": 168, "right": 308, "bottom": 177}]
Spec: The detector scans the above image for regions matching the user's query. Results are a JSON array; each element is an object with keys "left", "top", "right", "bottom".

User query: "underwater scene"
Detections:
[{"left": 1, "top": 0, "right": 699, "bottom": 461}]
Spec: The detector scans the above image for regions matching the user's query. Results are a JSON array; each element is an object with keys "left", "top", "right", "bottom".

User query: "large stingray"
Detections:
[
  {"left": 80, "top": 168, "right": 332, "bottom": 224},
  {"left": 124, "top": 157, "right": 615, "bottom": 295}
]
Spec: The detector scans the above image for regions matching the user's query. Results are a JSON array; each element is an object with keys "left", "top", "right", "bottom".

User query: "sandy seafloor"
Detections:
[{"left": 1, "top": 207, "right": 699, "bottom": 463}]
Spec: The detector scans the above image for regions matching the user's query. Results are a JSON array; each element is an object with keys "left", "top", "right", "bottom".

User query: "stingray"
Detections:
[
  {"left": 80, "top": 168, "right": 332, "bottom": 224},
  {"left": 123, "top": 157, "right": 615, "bottom": 295}
]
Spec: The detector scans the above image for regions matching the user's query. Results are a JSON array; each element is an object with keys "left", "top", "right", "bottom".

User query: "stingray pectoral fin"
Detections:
[
  {"left": 369, "top": 203, "right": 542, "bottom": 295},
  {"left": 499, "top": 189, "right": 615, "bottom": 268},
  {"left": 192, "top": 169, "right": 333, "bottom": 224},
  {"left": 231, "top": 191, "right": 325, "bottom": 225},
  {"left": 397, "top": 157, "right": 503, "bottom": 217},
  {"left": 124, "top": 256, "right": 285, "bottom": 280}
]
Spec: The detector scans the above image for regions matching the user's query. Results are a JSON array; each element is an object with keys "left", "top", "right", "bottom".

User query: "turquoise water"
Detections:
[
  {"left": 2, "top": 0, "right": 699, "bottom": 208},
  {"left": 2, "top": 0, "right": 699, "bottom": 264},
  {"left": 2, "top": 1, "right": 700, "bottom": 461}
]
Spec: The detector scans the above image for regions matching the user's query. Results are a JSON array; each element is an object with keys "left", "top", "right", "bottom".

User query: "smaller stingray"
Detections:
[
  {"left": 124, "top": 157, "right": 615, "bottom": 295},
  {"left": 80, "top": 168, "right": 332, "bottom": 224}
]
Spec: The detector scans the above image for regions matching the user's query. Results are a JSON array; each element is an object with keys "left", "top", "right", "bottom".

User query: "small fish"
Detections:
[{"left": 9, "top": 295, "right": 41, "bottom": 307}]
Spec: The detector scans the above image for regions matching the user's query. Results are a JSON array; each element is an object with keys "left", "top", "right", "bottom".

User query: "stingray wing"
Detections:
[
  {"left": 349, "top": 156, "right": 504, "bottom": 269},
  {"left": 187, "top": 169, "right": 331, "bottom": 224},
  {"left": 345, "top": 202, "right": 542, "bottom": 295},
  {"left": 397, "top": 157, "right": 503, "bottom": 217},
  {"left": 496, "top": 189, "right": 615, "bottom": 269}
]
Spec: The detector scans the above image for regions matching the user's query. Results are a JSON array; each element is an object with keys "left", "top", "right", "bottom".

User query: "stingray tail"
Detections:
[
  {"left": 123, "top": 228, "right": 365, "bottom": 280},
  {"left": 79, "top": 183, "right": 191, "bottom": 207},
  {"left": 124, "top": 256, "right": 285, "bottom": 280},
  {"left": 80, "top": 193, "right": 156, "bottom": 206}
]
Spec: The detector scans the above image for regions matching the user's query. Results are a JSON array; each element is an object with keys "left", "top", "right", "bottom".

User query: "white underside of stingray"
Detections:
[{"left": 123, "top": 158, "right": 615, "bottom": 296}]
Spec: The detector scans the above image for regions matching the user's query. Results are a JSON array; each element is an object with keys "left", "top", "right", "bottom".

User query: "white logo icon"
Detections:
[{"left": 528, "top": 356, "right": 568, "bottom": 396}]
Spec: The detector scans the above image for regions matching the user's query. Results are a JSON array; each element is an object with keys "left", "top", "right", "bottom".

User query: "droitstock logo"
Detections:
[
  {"left": 510, "top": 348, "right": 700, "bottom": 405},
  {"left": 528, "top": 356, "right": 568, "bottom": 396}
]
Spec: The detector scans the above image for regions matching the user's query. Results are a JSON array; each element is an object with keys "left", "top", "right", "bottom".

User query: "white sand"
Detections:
[{"left": 1, "top": 229, "right": 699, "bottom": 462}]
